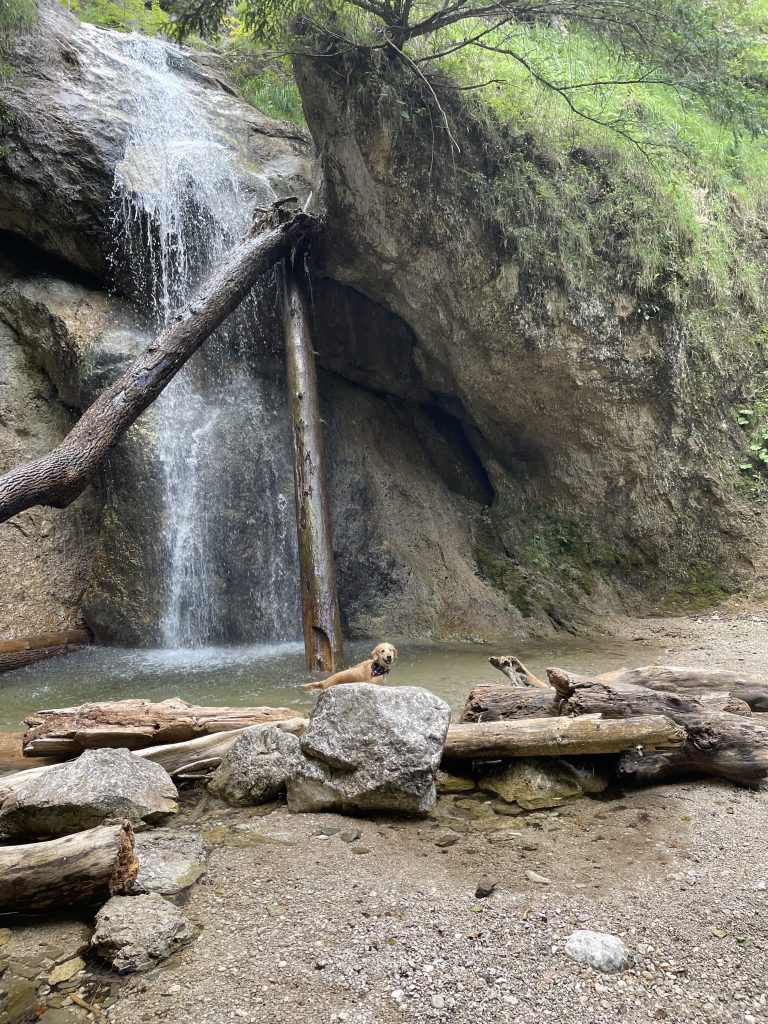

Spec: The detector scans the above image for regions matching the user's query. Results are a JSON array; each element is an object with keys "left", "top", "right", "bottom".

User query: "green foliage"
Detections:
[
  {"left": 225, "top": 40, "right": 306, "bottom": 123},
  {"left": 735, "top": 371, "right": 768, "bottom": 485},
  {"left": 64, "top": 0, "right": 169, "bottom": 33},
  {"left": 0, "top": 0, "right": 35, "bottom": 38},
  {"left": 661, "top": 561, "right": 728, "bottom": 611}
]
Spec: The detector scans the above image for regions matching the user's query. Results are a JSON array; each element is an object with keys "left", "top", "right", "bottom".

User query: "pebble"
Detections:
[
  {"left": 352, "top": 847, "right": 371, "bottom": 855},
  {"left": 475, "top": 875, "right": 498, "bottom": 898},
  {"left": 339, "top": 829, "right": 362, "bottom": 843},
  {"left": 431, "top": 994, "right": 446, "bottom": 1009},
  {"left": 525, "top": 870, "right": 551, "bottom": 885},
  {"left": 435, "top": 834, "right": 459, "bottom": 848}
]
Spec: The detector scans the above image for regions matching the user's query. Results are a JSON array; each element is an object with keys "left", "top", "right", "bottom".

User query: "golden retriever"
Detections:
[{"left": 300, "top": 643, "right": 399, "bottom": 692}]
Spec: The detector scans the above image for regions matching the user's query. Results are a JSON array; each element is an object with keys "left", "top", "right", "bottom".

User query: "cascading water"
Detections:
[{"left": 106, "top": 33, "right": 300, "bottom": 647}]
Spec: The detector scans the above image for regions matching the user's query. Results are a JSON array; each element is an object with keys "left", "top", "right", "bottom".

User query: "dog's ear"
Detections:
[{"left": 370, "top": 646, "right": 379, "bottom": 660}]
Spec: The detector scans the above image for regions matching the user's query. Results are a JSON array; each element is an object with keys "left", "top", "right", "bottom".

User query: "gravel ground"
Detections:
[{"left": 5, "top": 613, "right": 768, "bottom": 1024}]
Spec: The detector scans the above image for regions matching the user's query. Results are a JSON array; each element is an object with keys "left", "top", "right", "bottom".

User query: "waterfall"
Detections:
[{"left": 106, "top": 33, "right": 300, "bottom": 648}]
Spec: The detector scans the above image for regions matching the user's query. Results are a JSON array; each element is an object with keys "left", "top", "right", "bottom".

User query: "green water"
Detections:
[{"left": 0, "top": 635, "right": 659, "bottom": 732}]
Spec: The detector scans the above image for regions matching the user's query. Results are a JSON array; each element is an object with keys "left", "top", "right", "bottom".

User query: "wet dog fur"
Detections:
[{"left": 300, "top": 642, "right": 398, "bottom": 692}]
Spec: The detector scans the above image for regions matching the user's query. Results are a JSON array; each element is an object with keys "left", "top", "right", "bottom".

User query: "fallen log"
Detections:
[
  {"left": 443, "top": 714, "right": 684, "bottom": 759},
  {"left": 0, "top": 821, "right": 137, "bottom": 913},
  {"left": 549, "top": 667, "right": 768, "bottom": 787},
  {"left": 488, "top": 655, "right": 768, "bottom": 711},
  {"left": 461, "top": 684, "right": 558, "bottom": 722},
  {"left": 0, "top": 201, "right": 317, "bottom": 523},
  {"left": 593, "top": 665, "right": 768, "bottom": 712},
  {"left": 23, "top": 698, "right": 307, "bottom": 757},
  {"left": 0, "top": 628, "right": 91, "bottom": 675},
  {"left": 461, "top": 683, "right": 750, "bottom": 724}
]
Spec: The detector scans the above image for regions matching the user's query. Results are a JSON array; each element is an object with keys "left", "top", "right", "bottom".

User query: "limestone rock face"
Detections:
[
  {"left": 287, "top": 684, "right": 451, "bottom": 815},
  {"left": 92, "top": 893, "right": 197, "bottom": 973},
  {"left": 0, "top": 748, "right": 178, "bottom": 839},
  {"left": 131, "top": 829, "right": 207, "bottom": 896},
  {"left": 1, "top": 0, "right": 311, "bottom": 279},
  {"left": 208, "top": 725, "right": 301, "bottom": 806}
]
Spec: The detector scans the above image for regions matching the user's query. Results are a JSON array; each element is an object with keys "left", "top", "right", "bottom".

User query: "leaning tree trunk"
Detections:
[
  {"left": 0, "top": 201, "right": 317, "bottom": 523},
  {"left": 0, "top": 822, "right": 137, "bottom": 912},
  {"left": 281, "top": 260, "right": 343, "bottom": 673}
]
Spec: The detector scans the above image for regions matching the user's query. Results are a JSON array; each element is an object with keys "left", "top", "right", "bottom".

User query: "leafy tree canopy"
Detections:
[{"left": 167, "top": 0, "right": 768, "bottom": 140}]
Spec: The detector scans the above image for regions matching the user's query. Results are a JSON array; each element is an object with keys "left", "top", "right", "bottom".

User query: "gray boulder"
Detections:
[
  {"left": 208, "top": 725, "right": 301, "bottom": 806},
  {"left": 564, "top": 930, "right": 629, "bottom": 973},
  {"left": 0, "top": 748, "right": 178, "bottom": 839},
  {"left": 92, "top": 893, "right": 197, "bottom": 973},
  {"left": 287, "top": 684, "right": 451, "bottom": 815},
  {"left": 131, "top": 829, "right": 207, "bottom": 896}
]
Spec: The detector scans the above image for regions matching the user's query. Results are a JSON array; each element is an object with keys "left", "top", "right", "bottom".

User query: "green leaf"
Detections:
[{"left": 739, "top": 463, "right": 753, "bottom": 470}]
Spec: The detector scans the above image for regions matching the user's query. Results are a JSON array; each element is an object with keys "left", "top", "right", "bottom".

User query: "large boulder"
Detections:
[
  {"left": 287, "top": 684, "right": 451, "bottom": 815},
  {"left": 0, "top": 748, "right": 178, "bottom": 839},
  {"left": 92, "top": 893, "right": 197, "bottom": 973},
  {"left": 208, "top": 725, "right": 301, "bottom": 806},
  {"left": 131, "top": 829, "right": 207, "bottom": 896}
]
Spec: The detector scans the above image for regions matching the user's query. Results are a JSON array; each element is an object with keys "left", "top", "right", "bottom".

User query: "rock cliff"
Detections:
[{"left": 0, "top": 4, "right": 763, "bottom": 644}]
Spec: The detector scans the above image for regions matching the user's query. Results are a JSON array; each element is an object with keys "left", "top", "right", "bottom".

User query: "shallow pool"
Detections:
[{"left": 0, "top": 634, "right": 660, "bottom": 732}]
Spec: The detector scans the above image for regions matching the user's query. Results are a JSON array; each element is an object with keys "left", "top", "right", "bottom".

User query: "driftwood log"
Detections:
[
  {"left": 282, "top": 260, "right": 343, "bottom": 674},
  {"left": 22, "top": 698, "right": 307, "bottom": 757},
  {"left": 443, "top": 714, "right": 684, "bottom": 759},
  {"left": 0, "top": 822, "right": 137, "bottom": 913},
  {"left": 488, "top": 655, "right": 768, "bottom": 711},
  {"left": 594, "top": 665, "right": 768, "bottom": 712},
  {"left": 0, "top": 201, "right": 317, "bottom": 523},
  {"left": 0, "top": 629, "right": 91, "bottom": 674},
  {"left": 549, "top": 667, "right": 768, "bottom": 787}
]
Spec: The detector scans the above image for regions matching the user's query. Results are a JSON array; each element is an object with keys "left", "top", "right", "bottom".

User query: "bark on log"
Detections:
[
  {"left": 460, "top": 683, "right": 749, "bottom": 724},
  {"left": 443, "top": 714, "right": 684, "bottom": 759},
  {"left": 488, "top": 655, "right": 549, "bottom": 688},
  {"left": 461, "top": 684, "right": 559, "bottom": 722},
  {"left": 488, "top": 655, "right": 768, "bottom": 711},
  {"left": 23, "top": 698, "right": 307, "bottom": 757},
  {"left": 282, "top": 261, "right": 343, "bottom": 673},
  {"left": 548, "top": 667, "right": 768, "bottom": 787},
  {"left": 0, "top": 629, "right": 91, "bottom": 675},
  {"left": 593, "top": 665, "right": 768, "bottom": 712},
  {"left": 0, "top": 202, "right": 317, "bottom": 523},
  {"left": 0, "top": 822, "right": 137, "bottom": 912}
]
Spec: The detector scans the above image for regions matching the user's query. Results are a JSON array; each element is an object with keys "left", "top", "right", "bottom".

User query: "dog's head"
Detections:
[{"left": 371, "top": 642, "right": 398, "bottom": 669}]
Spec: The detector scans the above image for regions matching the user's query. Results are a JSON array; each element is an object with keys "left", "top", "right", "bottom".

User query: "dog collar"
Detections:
[{"left": 371, "top": 662, "right": 390, "bottom": 678}]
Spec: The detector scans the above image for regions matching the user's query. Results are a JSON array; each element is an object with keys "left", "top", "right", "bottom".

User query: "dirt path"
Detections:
[{"left": 3, "top": 613, "right": 768, "bottom": 1024}]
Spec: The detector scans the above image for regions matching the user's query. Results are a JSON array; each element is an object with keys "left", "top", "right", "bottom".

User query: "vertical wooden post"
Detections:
[{"left": 281, "top": 259, "right": 344, "bottom": 673}]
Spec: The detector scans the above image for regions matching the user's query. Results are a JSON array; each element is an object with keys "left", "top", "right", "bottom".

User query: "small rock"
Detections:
[
  {"left": 564, "top": 930, "right": 628, "bottom": 973},
  {"left": 351, "top": 846, "right": 371, "bottom": 855},
  {"left": 435, "top": 833, "right": 459, "bottom": 848},
  {"left": 339, "top": 828, "right": 362, "bottom": 843},
  {"left": 131, "top": 829, "right": 207, "bottom": 896},
  {"left": 92, "top": 893, "right": 197, "bottom": 973},
  {"left": 317, "top": 826, "right": 343, "bottom": 836},
  {"left": 435, "top": 771, "right": 476, "bottom": 794},
  {"left": 525, "top": 870, "right": 551, "bottom": 885},
  {"left": 475, "top": 874, "right": 498, "bottom": 898},
  {"left": 47, "top": 958, "right": 85, "bottom": 986},
  {"left": 431, "top": 994, "right": 446, "bottom": 1009},
  {"left": 479, "top": 758, "right": 584, "bottom": 809}
]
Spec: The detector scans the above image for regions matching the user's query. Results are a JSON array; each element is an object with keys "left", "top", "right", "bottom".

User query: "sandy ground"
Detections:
[{"left": 3, "top": 612, "right": 768, "bottom": 1024}]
